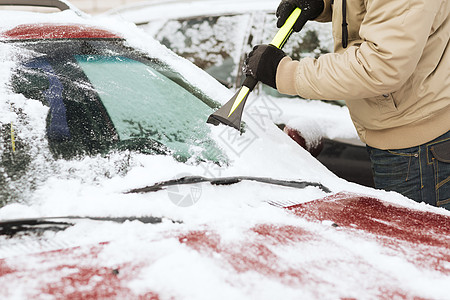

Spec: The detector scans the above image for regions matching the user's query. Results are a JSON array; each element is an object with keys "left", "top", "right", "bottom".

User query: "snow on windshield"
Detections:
[
  {"left": 0, "top": 9, "right": 336, "bottom": 205},
  {"left": 115, "top": 5, "right": 358, "bottom": 145}
]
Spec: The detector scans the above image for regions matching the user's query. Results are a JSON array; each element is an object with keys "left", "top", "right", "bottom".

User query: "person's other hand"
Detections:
[
  {"left": 276, "top": 0, "right": 324, "bottom": 31},
  {"left": 243, "top": 44, "right": 287, "bottom": 89}
]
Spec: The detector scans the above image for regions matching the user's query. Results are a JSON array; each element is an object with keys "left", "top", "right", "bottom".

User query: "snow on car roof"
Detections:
[
  {"left": 0, "top": 23, "right": 122, "bottom": 40},
  {"left": 105, "top": 0, "right": 280, "bottom": 24},
  {"left": 0, "top": 9, "right": 106, "bottom": 35}
]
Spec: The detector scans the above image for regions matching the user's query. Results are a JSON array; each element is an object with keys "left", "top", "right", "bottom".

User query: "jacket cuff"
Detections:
[{"left": 276, "top": 56, "right": 300, "bottom": 95}]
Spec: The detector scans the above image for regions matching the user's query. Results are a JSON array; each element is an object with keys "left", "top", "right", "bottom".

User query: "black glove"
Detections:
[
  {"left": 243, "top": 44, "right": 286, "bottom": 89},
  {"left": 276, "top": 0, "right": 324, "bottom": 31}
]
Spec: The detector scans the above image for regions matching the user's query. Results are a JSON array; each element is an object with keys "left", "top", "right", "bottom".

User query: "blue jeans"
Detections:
[{"left": 367, "top": 131, "right": 450, "bottom": 210}]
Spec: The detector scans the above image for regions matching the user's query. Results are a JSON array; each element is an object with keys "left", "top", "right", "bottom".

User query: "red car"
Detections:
[{"left": 0, "top": 1, "right": 448, "bottom": 299}]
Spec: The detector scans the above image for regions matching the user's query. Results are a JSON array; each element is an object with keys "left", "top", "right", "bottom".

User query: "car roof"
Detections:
[
  {"left": 105, "top": 0, "right": 280, "bottom": 24},
  {"left": 0, "top": 23, "right": 122, "bottom": 40},
  {"left": 0, "top": 0, "right": 85, "bottom": 16},
  {"left": 0, "top": 0, "right": 121, "bottom": 40}
]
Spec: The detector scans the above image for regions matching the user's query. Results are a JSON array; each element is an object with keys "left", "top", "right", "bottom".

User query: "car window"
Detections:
[
  {"left": 256, "top": 13, "right": 333, "bottom": 99},
  {"left": 145, "top": 12, "right": 332, "bottom": 95},
  {"left": 9, "top": 40, "right": 226, "bottom": 163},
  {"left": 260, "top": 13, "right": 331, "bottom": 61},
  {"left": 149, "top": 14, "right": 251, "bottom": 89}
]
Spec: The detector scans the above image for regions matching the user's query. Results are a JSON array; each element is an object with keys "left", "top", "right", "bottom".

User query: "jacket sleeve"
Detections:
[
  {"left": 314, "top": 0, "right": 332, "bottom": 22},
  {"left": 276, "top": 0, "right": 441, "bottom": 100}
]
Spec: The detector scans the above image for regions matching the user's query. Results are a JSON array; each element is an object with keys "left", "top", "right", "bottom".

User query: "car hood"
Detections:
[{"left": 0, "top": 192, "right": 449, "bottom": 299}]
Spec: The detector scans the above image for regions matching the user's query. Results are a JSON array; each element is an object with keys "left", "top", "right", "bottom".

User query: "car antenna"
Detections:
[{"left": 206, "top": 7, "right": 305, "bottom": 131}]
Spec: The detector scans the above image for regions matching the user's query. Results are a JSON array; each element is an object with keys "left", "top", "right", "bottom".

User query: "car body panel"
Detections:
[
  {"left": 0, "top": 193, "right": 449, "bottom": 299},
  {"left": 1, "top": 23, "right": 122, "bottom": 40}
]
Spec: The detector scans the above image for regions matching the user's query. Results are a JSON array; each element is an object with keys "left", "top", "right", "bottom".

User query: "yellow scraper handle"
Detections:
[{"left": 270, "top": 7, "right": 302, "bottom": 49}]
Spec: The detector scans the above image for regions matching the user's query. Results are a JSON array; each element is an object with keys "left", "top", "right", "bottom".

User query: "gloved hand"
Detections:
[
  {"left": 243, "top": 44, "right": 287, "bottom": 89},
  {"left": 276, "top": 0, "right": 325, "bottom": 31}
]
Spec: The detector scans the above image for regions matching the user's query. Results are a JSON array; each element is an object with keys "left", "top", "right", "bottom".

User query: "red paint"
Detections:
[
  {"left": 1, "top": 24, "right": 122, "bottom": 40},
  {"left": 40, "top": 244, "right": 134, "bottom": 298},
  {"left": 177, "top": 193, "right": 450, "bottom": 293},
  {"left": 0, "top": 261, "right": 15, "bottom": 277},
  {"left": 42, "top": 265, "right": 129, "bottom": 299},
  {"left": 179, "top": 230, "right": 221, "bottom": 252},
  {"left": 0, "top": 243, "right": 159, "bottom": 299},
  {"left": 251, "top": 224, "right": 312, "bottom": 244},
  {"left": 284, "top": 125, "right": 323, "bottom": 157},
  {"left": 287, "top": 192, "right": 450, "bottom": 246},
  {"left": 178, "top": 229, "right": 308, "bottom": 285},
  {"left": 287, "top": 192, "right": 450, "bottom": 273},
  {"left": 42, "top": 263, "right": 159, "bottom": 299}
]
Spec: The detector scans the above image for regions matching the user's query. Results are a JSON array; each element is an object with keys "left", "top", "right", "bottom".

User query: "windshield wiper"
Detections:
[
  {"left": 1, "top": 177, "right": 330, "bottom": 236},
  {"left": 0, "top": 216, "right": 170, "bottom": 237},
  {"left": 126, "top": 176, "right": 331, "bottom": 194}
]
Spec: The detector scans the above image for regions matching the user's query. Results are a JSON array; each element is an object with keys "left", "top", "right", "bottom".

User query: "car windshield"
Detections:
[{"left": 9, "top": 39, "right": 226, "bottom": 163}]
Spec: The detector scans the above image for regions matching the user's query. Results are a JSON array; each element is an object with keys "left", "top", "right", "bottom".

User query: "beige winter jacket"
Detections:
[{"left": 276, "top": 0, "right": 450, "bottom": 149}]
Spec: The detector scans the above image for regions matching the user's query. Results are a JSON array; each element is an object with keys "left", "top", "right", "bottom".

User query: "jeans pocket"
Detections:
[
  {"left": 430, "top": 140, "right": 450, "bottom": 208},
  {"left": 385, "top": 149, "right": 419, "bottom": 182},
  {"left": 431, "top": 141, "right": 450, "bottom": 162},
  {"left": 369, "top": 147, "right": 419, "bottom": 195}
]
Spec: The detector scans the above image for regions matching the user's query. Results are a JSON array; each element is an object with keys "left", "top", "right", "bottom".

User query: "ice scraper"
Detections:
[{"left": 206, "top": 7, "right": 304, "bottom": 130}]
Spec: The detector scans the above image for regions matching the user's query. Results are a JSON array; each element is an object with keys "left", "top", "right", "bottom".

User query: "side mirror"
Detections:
[{"left": 283, "top": 125, "right": 323, "bottom": 157}]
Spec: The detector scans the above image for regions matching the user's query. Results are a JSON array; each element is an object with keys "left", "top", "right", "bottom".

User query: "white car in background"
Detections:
[
  {"left": 106, "top": 0, "right": 333, "bottom": 89},
  {"left": 0, "top": 1, "right": 449, "bottom": 299}
]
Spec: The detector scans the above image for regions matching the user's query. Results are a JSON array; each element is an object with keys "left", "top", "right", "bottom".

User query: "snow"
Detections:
[
  {"left": 0, "top": 5, "right": 448, "bottom": 300},
  {"left": 105, "top": 0, "right": 287, "bottom": 24}
]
